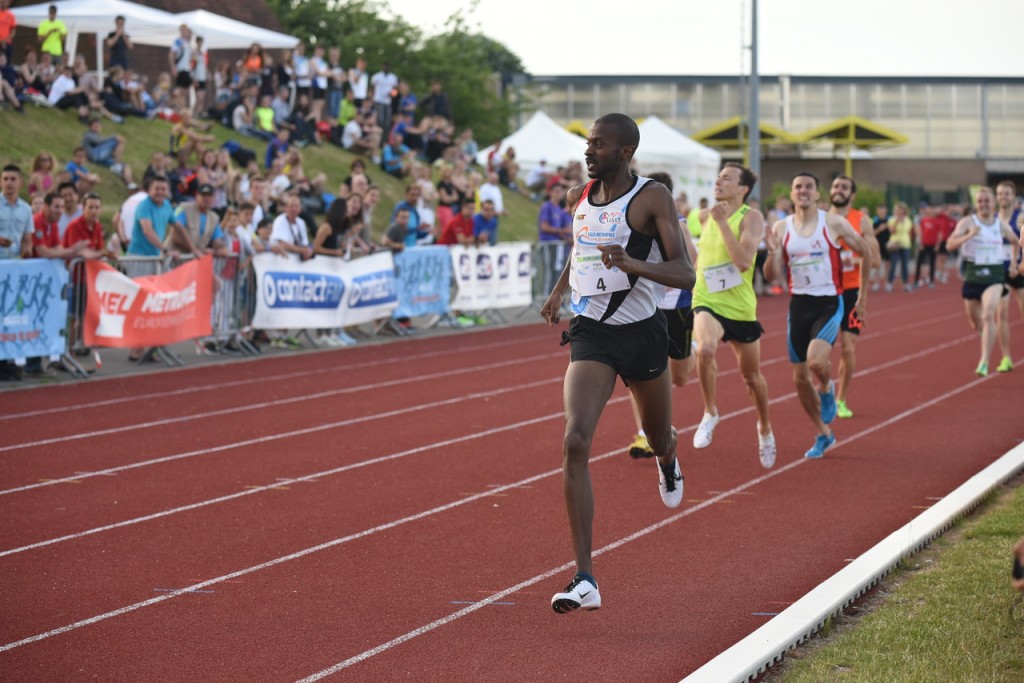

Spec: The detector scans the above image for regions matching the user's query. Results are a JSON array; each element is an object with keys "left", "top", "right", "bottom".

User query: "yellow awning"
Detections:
[
  {"left": 691, "top": 116, "right": 797, "bottom": 148},
  {"left": 795, "top": 115, "right": 908, "bottom": 148}
]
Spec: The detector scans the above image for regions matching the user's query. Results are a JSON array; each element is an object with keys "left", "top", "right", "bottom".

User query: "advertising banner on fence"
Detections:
[
  {"left": 0, "top": 259, "right": 69, "bottom": 362},
  {"left": 450, "top": 243, "right": 532, "bottom": 311},
  {"left": 251, "top": 252, "right": 398, "bottom": 329},
  {"left": 84, "top": 255, "right": 213, "bottom": 348},
  {"left": 392, "top": 246, "right": 452, "bottom": 319}
]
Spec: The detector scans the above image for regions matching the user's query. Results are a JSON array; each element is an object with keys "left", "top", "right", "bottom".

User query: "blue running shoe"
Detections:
[
  {"left": 819, "top": 380, "right": 837, "bottom": 424},
  {"left": 805, "top": 431, "right": 836, "bottom": 459}
]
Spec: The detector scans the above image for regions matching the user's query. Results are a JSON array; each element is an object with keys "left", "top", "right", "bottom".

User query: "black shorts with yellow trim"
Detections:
[{"left": 662, "top": 306, "right": 694, "bottom": 359}]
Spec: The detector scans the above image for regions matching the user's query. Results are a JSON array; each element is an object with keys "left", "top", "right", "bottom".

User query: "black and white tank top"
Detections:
[{"left": 569, "top": 175, "right": 665, "bottom": 324}]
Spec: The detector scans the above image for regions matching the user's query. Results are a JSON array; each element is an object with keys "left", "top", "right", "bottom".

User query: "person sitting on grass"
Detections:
[{"left": 82, "top": 118, "right": 135, "bottom": 187}]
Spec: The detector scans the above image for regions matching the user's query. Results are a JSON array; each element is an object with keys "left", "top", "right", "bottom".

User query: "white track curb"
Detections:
[{"left": 682, "top": 440, "right": 1024, "bottom": 683}]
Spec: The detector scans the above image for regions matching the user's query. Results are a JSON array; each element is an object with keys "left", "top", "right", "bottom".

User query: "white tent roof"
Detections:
[
  {"left": 11, "top": 2, "right": 299, "bottom": 75},
  {"left": 636, "top": 116, "right": 722, "bottom": 204},
  {"left": 477, "top": 111, "right": 587, "bottom": 176},
  {"left": 131, "top": 9, "right": 300, "bottom": 51},
  {"left": 11, "top": 0, "right": 178, "bottom": 35},
  {"left": 12, "top": 0, "right": 179, "bottom": 72}
]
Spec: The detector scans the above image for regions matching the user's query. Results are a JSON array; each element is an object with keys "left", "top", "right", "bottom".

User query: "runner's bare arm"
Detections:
[
  {"left": 599, "top": 183, "right": 694, "bottom": 290},
  {"left": 944, "top": 216, "right": 977, "bottom": 252},
  {"left": 540, "top": 184, "right": 584, "bottom": 325},
  {"left": 711, "top": 203, "right": 764, "bottom": 271},
  {"left": 827, "top": 214, "right": 867, "bottom": 256},
  {"left": 762, "top": 220, "right": 787, "bottom": 283}
]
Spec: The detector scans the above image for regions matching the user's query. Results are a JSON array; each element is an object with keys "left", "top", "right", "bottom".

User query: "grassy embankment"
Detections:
[{"left": 0, "top": 106, "right": 542, "bottom": 242}]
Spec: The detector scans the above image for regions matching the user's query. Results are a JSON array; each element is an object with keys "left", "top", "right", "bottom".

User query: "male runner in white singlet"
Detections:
[
  {"left": 541, "top": 113, "right": 695, "bottom": 613},
  {"left": 764, "top": 172, "right": 867, "bottom": 459}
]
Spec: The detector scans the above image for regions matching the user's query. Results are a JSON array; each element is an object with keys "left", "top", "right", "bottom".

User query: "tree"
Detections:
[{"left": 266, "top": 0, "right": 527, "bottom": 142}]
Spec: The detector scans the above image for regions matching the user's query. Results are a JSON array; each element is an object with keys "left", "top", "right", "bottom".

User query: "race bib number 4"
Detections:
[
  {"left": 703, "top": 261, "right": 742, "bottom": 293},
  {"left": 572, "top": 250, "right": 630, "bottom": 296}
]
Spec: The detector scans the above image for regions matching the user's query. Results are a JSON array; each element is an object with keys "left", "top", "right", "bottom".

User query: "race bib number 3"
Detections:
[
  {"left": 790, "top": 256, "right": 831, "bottom": 288},
  {"left": 703, "top": 261, "right": 742, "bottom": 293}
]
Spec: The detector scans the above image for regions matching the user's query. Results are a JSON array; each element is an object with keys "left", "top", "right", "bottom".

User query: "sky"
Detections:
[{"left": 379, "top": 0, "right": 1021, "bottom": 78}]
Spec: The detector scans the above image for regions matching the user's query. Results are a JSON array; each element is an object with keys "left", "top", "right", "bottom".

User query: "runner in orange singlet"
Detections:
[{"left": 828, "top": 175, "right": 879, "bottom": 418}]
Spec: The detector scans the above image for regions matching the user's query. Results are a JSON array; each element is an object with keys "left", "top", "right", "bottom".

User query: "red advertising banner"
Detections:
[{"left": 84, "top": 256, "right": 213, "bottom": 348}]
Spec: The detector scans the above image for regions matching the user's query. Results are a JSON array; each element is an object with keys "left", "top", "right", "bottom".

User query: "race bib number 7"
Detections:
[{"left": 703, "top": 261, "right": 742, "bottom": 293}]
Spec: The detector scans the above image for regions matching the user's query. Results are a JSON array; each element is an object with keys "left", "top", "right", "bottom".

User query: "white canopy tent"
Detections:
[
  {"left": 635, "top": 116, "right": 722, "bottom": 206},
  {"left": 130, "top": 9, "right": 300, "bottom": 51},
  {"left": 477, "top": 111, "right": 587, "bottom": 179},
  {"left": 11, "top": 0, "right": 178, "bottom": 74}
]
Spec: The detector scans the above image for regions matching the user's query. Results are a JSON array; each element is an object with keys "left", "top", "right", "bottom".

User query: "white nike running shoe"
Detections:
[
  {"left": 693, "top": 412, "right": 720, "bottom": 449},
  {"left": 657, "top": 457, "right": 684, "bottom": 508},
  {"left": 757, "top": 424, "right": 776, "bottom": 469},
  {"left": 551, "top": 575, "right": 601, "bottom": 613}
]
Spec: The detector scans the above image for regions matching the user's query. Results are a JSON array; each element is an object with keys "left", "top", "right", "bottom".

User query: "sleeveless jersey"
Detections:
[
  {"left": 569, "top": 175, "right": 665, "bottom": 324},
  {"left": 692, "top": 204, "right": 757, "bottom": 321},
  {"left": 657, "top": 212, "right": 693, "bottom": 310},
  {"left": 963, "top": 214, "right": 1005, "bottom": 285},
  {"left": 838, "top": 208, "right": 865, "bottom": 290},
  {"left": 783, "top": 210, "right": 843, "bottom": 296}
]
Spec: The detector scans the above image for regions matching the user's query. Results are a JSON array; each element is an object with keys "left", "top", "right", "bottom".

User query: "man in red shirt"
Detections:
[
  {"left": 436, "top": 201, "right": 476, "bottom": 246},
  {"left": 33, "top": 191, "right": 86, "bottom": 259},
  {"left": 914, "top": 204, "right": 942, "bottom": 287},
  {"left": 64, "top": 192, "right": 107, "bottom": 258},
  {"left": 0, "top": 0, "right": 16, "bottom": 61},
  {"left": 934, "top": 205, "right": 957, "bottom": 284},
  {"left": 63, "top": 193, "right": 108, "bottom": 362}
]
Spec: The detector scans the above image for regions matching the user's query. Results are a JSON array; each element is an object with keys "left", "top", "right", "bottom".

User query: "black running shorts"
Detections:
[
  {"left": 693, "top": 306, "right": 764, "bottom": 344},
  {"left": 840, "top": 288, "right": 864, "bottom": 335},
  {"left": 663, "top": 306, "right": 694, "bottom": 360},
  {"left": 562, "top": 312, "right": 671, "bottom": 383}
]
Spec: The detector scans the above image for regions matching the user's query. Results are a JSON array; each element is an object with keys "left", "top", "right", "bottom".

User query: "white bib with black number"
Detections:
[
  {"left": 574, "top": 248, "right": 630, "bottom": 296},
  {"left": 702, "top": 261, "right": 742, "bottom": 293}
]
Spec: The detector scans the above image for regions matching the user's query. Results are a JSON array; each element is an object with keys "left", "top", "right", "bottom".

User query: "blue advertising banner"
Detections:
[
  {"left": 392, "top": 246, "right": 452, "bottom": 319},
  {"left": 0, "top": 259, "right": 69, "bottom": 362}
]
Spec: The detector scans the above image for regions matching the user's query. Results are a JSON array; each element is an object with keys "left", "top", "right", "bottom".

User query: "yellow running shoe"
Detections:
[
  {"left": 629, "top": 433, "right": 654, "bottom": 459},
  {"left": 836, "top": 399, "right": 854, "bottom": 419},
  {"left": 975, "top": 361, "right": 989, "bottom": 377},
  {"left": 997, "top": 357, "right": 1013, "bottom": 373}
]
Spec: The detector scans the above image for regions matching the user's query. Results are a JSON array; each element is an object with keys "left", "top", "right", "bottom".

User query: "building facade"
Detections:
[{"left": 527, "top": 74, "right": 1024, "bottom": 200}]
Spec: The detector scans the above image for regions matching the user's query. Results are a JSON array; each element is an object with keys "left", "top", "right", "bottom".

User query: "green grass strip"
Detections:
[{"left": 773, "top": 481, "right": 1024, "bottom": 682}]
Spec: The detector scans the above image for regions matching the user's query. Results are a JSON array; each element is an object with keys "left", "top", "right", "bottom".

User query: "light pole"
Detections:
[{"left": 748, "top": 0, "right": 761, "bottom": 200}]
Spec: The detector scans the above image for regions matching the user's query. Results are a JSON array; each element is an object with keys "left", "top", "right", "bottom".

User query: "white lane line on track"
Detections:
[
  {"left": 0, "top": 314, "right": 977, "bottom": 502},
  {"left": 0, "top": 336, "right": 996, "bottom": 654},
  {"left": 293, "top": 372, "right": 999, "bottom": 681},
  {"left": 0, "top": 390, "right": 567, "bottom": 558},
  {"left": 0, "top": 376, "right": 564, "bottom": 498},
  {"left": 0, "top": 296, "right": 952, "bottom": 424},
  {"left": 0, "top": 352, "right": 564, "bottom": 454},
  {"left": 0, "top": 319, "right": 982, "bottom": 557},
  {"left": 0, "top": 306, "right": 964, "bottom": 460},
  {"left": 0, "top": 333, "right": 552, "bottom": 421}
]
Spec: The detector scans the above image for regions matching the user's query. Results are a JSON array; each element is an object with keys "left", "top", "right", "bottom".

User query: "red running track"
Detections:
[{"left": 0, "top": 286, "right": 1021, "bottom": 682}]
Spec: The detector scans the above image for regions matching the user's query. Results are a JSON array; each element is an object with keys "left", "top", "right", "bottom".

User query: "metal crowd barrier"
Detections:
[
  {"left": 186, "top": 254, "right": 259, "bottom": 357},
  {"left": 531, "top": 240, "right": 572, "bottom": 312}
]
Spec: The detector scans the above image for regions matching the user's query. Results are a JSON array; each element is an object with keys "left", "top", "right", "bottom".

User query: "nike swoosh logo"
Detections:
[{"left": 578, "top": 590, "right": 591, "bottom": 598}]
